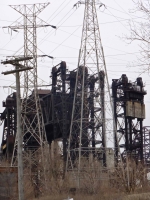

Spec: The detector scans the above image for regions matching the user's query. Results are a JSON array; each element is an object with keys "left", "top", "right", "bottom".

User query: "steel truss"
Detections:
[
  {"left": 66, "top": 0, "right": 114, "bottom": 182},
  {"left": 0, "top": 61, "right": 77, "bottom": 171},
  {"left": 143, "top": 126, "right": 150, "bottom": 164},
  {"left": 112, "top": 74, "right": 146, "bottom": 162},
  {"left": 8, "top": 3, "right": 50, "bottom": 166},
  {"left": 42, "top": 62, "right": 81, "bottom": 170},
  {"left": 0, "top": 93, "right": 17, "bottom": 161},
  {"left": 3, "top": 3, "right": 51, "bottom": 196}
]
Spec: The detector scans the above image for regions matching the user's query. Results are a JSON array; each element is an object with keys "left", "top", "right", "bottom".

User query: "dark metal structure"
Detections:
[
  {"left": 67, "top": 67, "right": 106, "bottom": 165},
  {"left": 112, "top": 74, "right": 147, "bottom": 162},
  {"left": 1, "top": 93, "right": 17, "bottom": 160},
  {"left": 42, "top": 61, "right": 75, "bottom": 163},
  {"left": 143, "top": 126, "right": 150, "bottom": 164},
  {"left": 1, "top": 69, "right": 149, "bottom": 168},
  {"left": 0, "top": 62, "right": 75, "bottom": 164}
]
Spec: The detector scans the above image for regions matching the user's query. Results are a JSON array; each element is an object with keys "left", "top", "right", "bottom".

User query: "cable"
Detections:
[
  {"left": 0, "top": 48, "right": 17, "bottom": 52},
  {"left": 0, "top": 19, "right": 14, "bottom": 23},
  {"left": 59, "top": 18, "right": 136, "bottom": 27},
  {"left": 105, "top": 8, "right": 130, "bottom": 31},
  {"left": 39, "top": 26, "right": 141, "bottom": 56},
  {"left": 1, "top": 2, "right": 70, "bottom": 49},
  {"left": 38, "top": 36, "right": 78, "bottom": 51},
  {"left": 0, "top": 32, "right": 19, "bottom": 49},
  {"left": 37, "top": 0, "right": 71, "bottom": 35},
  {"left": 38, "top": 8, "right": 76, "bottom": 46},
  {"left": 49, "top": 26, "right": 81, "bottom": 54},
  {"left": 112, "top": 0, "right": 148, "bottom": 21},
  {"left": 37, "top": 63, "right": 142, "bottom": 74},
  {"left": 1, "top": 2, "right": 139, "bottom": 58},
  {"left": 38, "top": 0, "right": 76, "bottom": 45},
  {"left": 0, "top": 79, "right": 14, "bottom": 82},
  {"left": 45, "top": 0, "right": 71, "bottom": 23},
  {"left": 39, "top": 28, "right": 128, "bottom": 55}
]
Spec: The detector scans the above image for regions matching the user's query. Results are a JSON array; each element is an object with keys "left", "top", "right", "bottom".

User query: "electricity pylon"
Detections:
[
  {"left": 7, "top": 3, "right": 50, "bottom": 166},
  {"left": 66, "top": 0, "right": 114, "bottom": 185},
  {"left": 5, "top": 3, "right": 54, "bottom": 195}
]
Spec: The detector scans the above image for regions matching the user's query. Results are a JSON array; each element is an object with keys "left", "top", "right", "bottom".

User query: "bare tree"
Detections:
[{"left": 127, "top": 0, "right": 150, "bottom": 74}]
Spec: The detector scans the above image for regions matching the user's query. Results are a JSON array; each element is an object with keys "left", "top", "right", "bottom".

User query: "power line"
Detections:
[
  {"left": 0, "top": 3, "right": 75, "bottom": 56},
  {"left": 59, "top": 19, "right": 132, "bottom": 27},
  {"left": 37, "top": 36, "right": 79, "bottom": 50},
  {"left": 45, "top": 0, "right": 71, "bottom": 23},
  {"left": 0, "top": 19, "right": 14, "bottom": 23},
  {"left": 0, "top": 4, "right": 144, "bottom": 58},
  {"left": 37, "top": 0, "right": 71, "bottom": 36},
  {"left": 112, "top": 0, "right": 148, "bottom": 21},
  {"left": 0, "top": 79, "right": 14, "bottom": 82},
  {"left": 37, "top": 0, "right": 76, "bottom": 46},
  {"left": 49, "top": 26, "right": 81, "bottom": 54},
  {"left": 38, "top": 8, "right": 76, "bottom": 46},
  {"left": 105, "top": 8, "right": 130, "bottom": 31},
  {"left": 0, "top": 48, "right": 17, "bottom": 52}
]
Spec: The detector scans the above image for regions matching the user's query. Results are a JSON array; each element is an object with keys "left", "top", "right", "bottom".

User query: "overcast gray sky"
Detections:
[{"left": 0, "top": 0, "right": 150, "bottom": 140}]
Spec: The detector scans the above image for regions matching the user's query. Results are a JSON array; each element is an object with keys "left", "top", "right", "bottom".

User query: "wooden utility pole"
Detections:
[{"left": 1, "top": 57, "right": 33, "bottom": 200}]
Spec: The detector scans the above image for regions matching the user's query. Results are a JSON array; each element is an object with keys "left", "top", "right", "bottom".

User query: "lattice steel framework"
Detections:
[
  {"left": 9, "top": 3, "right": 50, "bottom": 166},
  {"left": 1, "top": 93, "right": 17, "bottom": 161},
  {"left": 66, "top": 0, "right": 114, "bottom": 180},
  {"left": 143, "top": 126, "right": 150, "bottom": 164},
  {"left": 112, "top": 75, "right": 146, "bottom": 162}
]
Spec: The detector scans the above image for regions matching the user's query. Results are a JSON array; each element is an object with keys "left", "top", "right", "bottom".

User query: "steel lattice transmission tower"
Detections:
[
  {"left": 9, "top": 3, "right": 50, "bottom": 166},
  {"left": 66, "top": 0, "right": 114, "bottom": 180}
]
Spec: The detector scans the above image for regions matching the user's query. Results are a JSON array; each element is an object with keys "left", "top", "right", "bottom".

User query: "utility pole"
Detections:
[{"left": 1, "top": 57, "right": 33, "bottom": 200}]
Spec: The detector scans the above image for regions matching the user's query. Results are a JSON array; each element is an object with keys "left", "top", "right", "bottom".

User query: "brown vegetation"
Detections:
[
  {"left": 1, "top": 148, "right": 150, "bottom": 200},
  {"left": 28, "top": 152, "right": 150, "bottom": 200}
]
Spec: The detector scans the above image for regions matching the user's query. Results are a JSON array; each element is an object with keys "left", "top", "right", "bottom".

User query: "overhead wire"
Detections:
[
  {"left": 36, "top": 24, "right": 143, "bottom": 60},
  {"left": 0, "top": 1, "right": 149, "bottom": 98},
  {"left": 39, "top": 22, "right": 141, "bottom": 54},
  {"left": 0, "top": 19, "right": 14, "bottom": 23},
  {"left": 48, "top": 26, "right": 81, "bottom": 54},
  {"left": 59, "top": 19, "right": 131, "bottom": 26},
  {"left": 0, "top": 48, "right": 17, "bottom": 52},
  {"left": 0, "top": 1, "right": 70, "bottom": 51},
  {"left": 105, "top": 8, "right": 130, "bottom": 31},
  {"left": 38, "top": 0, "right": 76, "bottom": 46},
  {"left": 37, "top": 0, "right": 71, "bottom": 35},
  {"left": 0, "top": 31, "right": 19, "bottom": 49},
  {"left": 0, "top": 1, "right": 74, "bottom": 55},
  {"left": 112, "top": 0, "right": 147, "bottom": 21},
  {"left": 0, "top": 79, "right": 14, "bottom": 82},
  {"left": 38, "top": 36, "right": 79, "bottom": 51},
  {"left": 45, "top": 0, "right": 71, "bottom": 23},
  {"left": 1, "top": 2, "right": 144, "bottom": 58},
  {"left": 0, "top": 2, "right": 148, "bottom": 76},
  {"left": 38, "top": 8, "right": 77, "bottom": 46}
]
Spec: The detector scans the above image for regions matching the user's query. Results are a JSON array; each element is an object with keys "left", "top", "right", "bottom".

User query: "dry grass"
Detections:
[
  {"left": 1, "top": 148, "right": 150, "bottom": 200},
  {"left": 27, "top": 151, "right": 150, "bottom": 200},
  {"left": 123, "top": 193, "right": 150, "bottom": 200},
  {"left": 31, "top": 192, "right": 150, "bottom": 200},
  {"left": 31, "top": 194, "right": 121, "bottom": 200}
]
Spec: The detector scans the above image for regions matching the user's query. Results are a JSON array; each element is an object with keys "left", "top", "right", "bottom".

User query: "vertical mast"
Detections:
[
  {"left": 10, "top": 3, "right": 50, "bottom": 166},
  {"left": 67, "top": 0, "right": 114, "bottom": 185}
]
